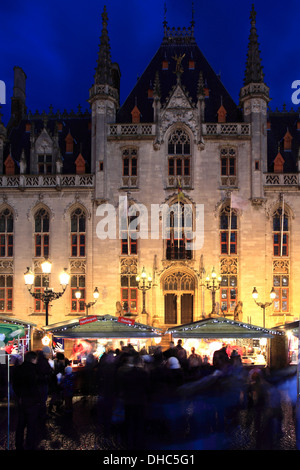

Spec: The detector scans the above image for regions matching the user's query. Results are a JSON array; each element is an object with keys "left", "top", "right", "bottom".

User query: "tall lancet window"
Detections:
[
  {"left": 220, "top": 205, "right": 237, "bottom": 255},
  {"left": 167, "top": 129, "right": 191, "bottom": 188}
]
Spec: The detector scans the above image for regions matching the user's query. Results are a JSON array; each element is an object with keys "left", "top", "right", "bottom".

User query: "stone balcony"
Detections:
[
  {"left": 202, "top": 123, "right": 250, "bottom": 136},
  {"left": 0, "top": 174, "right": 95, "bottom": 189},
  {"left": 264, "top": 173, "right": 299, "bottom": 188}
]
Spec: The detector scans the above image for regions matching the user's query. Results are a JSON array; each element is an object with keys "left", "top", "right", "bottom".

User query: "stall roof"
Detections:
[
  {"left": 166, "top": 316, "right": 283, "bottom": 338},
  {"left": 0, "top": 315, "right": 37, "bottom": 328},
  {"left": 275, "top": 320, "right": 299, "bottom": 337},
  {"left": 43, "top": 314, "right": 163, "bottom": 339}
]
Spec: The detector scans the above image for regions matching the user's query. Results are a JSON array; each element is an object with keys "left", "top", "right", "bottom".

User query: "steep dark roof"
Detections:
[
  {"left": 267, "top": 111, "right": 300, "bottom": 173},
  {"left": 116, "top": 36, "right": 242, "bottom": 124}
]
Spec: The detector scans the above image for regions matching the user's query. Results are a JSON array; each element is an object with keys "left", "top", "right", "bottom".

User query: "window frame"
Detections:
[
  {"left": 272, "top": 209, "right": 289, "bottom": 257},
  {"left": 70, "top": 208, "right": 86, "bottom": 257},
  {"left": 121, "top": 275, "right": 138, "bottom": 313},
  {"left": 273, "top": 274, "right": 289, "bottom": 313},
  {"left": 220, "top": 275, "right": 238, "bottom": 314},
  {"left": 70, "top": 274, "right": 86, "bottom": 313},
  {"left": 0, "top": 274, "right": 13, "bottom": 312},
  {"left": 219, "top": 206, "right": 238, "bottom": 255}
]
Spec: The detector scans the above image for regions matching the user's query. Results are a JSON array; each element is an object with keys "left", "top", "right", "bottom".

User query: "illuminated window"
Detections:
[
  {"left": 71, "top": 275, "right": 85, "bottom": 313},
  {"left": 220, "top": 206, "right": 237, "bottom": 255},
  {"left": 273, "top": 274, "right": 289, "bottom": 313},
  {"left": 220, "top": 275, "right": 237, "bottom": 313},
  {"left": 273, "top": 208, "right": 289, "bottom": 257},
  {"left": 121, "top": 275, "right": 138, "bottom": 312}
]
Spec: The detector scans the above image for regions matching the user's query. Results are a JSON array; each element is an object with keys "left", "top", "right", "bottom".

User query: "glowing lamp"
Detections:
[
  {"left": 24, "top": 267, "right": 34, "bottom": 286},
  {"left": 59, "top": 268, "right": 70, "bottom": 286},
  {"left": 93, "top": 287, "right": 100, "bottom": 300}
]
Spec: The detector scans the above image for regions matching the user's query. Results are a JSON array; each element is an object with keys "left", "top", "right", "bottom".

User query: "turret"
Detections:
[
  {"left": 9, "top": 67, "right": 27, "bottom": 129},
  {"left": 239, "top": 5, "right": 270, "bottom": 202},
  {"left": 89, "top": 6, "right": 119, "bottom": 202},
  {"left": 0, "top": 108, "right": 6, "bottom": 175}
]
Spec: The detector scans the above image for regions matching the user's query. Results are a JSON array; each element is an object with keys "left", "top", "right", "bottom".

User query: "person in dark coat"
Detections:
[
  {"left": 13, "top": 351, "right": 40, "bottom": 450},
  {"left": 61, "top": 366, "right": 74, "bottom": 415},
  {"left": 116, "top": 354, "right": 150, "bottom": 450},
  {"left": 36, "top": 346, "right": 53, "bottom": 422},
  {"left": 48, "top": 352, "right": 66, "bottom": 414},
  {"left": 163, "top": 341, "right": 178, "bottom": 360}
]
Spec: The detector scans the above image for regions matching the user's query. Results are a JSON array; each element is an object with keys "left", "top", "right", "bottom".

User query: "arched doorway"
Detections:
[{"left": 163, "top": 271, "right": 195, "bottom": 324}]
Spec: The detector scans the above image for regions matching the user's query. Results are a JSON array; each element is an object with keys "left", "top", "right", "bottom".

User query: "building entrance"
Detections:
[{"left": 163, "top": 271, "right": 195, "bottom": 325}]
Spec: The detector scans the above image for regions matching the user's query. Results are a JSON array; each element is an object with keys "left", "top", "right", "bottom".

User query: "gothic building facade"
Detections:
[{"left": 0, "top": 6, "right": 299, "bottom": 330}]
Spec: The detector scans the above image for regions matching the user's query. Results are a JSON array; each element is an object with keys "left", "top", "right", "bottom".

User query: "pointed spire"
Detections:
[
  {"left": 197, "top": 71, "right": 205, "bottom": 97},
  {"left": 153, "top": 71, "right": 161, "bottom": 99},
  {"left": 243, "top": 4, "right": 264, "bottom": 85},
  {"left": 95, "top": 5, "right": 113, "bottom": 86}
]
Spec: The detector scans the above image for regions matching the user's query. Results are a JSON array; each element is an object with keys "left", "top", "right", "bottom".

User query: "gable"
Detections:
[
  {"left": 35, "top": 128, "right": 53, "bottom": 154},
  {"left": 165, "top": 84, "right": 193, "bottom": 110}
]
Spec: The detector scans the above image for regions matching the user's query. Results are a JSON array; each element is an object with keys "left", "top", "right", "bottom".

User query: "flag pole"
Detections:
[
  {"left": 228, "top": 193, "right": 232, "bottom": 255},
  {"left": 177, "top": 177, "right": 182, "bottom": 254},
  {"left": 280, "top": 194, "right": 284, "bottom": 257}
]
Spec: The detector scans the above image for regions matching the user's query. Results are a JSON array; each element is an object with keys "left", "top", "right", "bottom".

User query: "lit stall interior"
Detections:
[
  {"left": 166, "top": 316, "right": 283, "bottom": 366},
  {"left": 42, "top": 314, "right": 163, "bottom": 364}
]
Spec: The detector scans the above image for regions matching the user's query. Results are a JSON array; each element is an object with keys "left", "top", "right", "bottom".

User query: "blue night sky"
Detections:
[{"left": 1, "top": 0, "right": 300, "bottom": 125}]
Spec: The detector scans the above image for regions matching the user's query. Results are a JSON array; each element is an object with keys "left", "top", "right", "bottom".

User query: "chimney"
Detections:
[{"left": 11, "top": 66, "right": 27, "bottom": 124}]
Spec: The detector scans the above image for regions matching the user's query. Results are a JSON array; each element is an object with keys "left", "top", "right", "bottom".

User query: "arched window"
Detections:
[
  {"left": 122, "top": 148, "right": 138, "bottom": 188},
  {"left": 0, "top": 208, "right": 13, "bottom": 257},
  {"left": 167, "top": 129, "right": 191, "bottom": 187},
  {"left": 272, "top": 205, "right": 290, "bottom": 313},
  {"left": 71, "top": 208, "right": 86, "bottom": 257},
  {"left": 220, "top": 205, "right": 237, "bottom": 255},
  {"left": 220, "top": 147, "right": 237, "bottom": 186},
  {"left": 273, "top": 207, "right": 289, "bottom": 257},
  {"left": 120, "top": 203, "right": 138, "bottom": 256},
  {"left": 34, "top": 208, "right": 49, "bottom": 257},
  {"left": 166, "top": 202, "right": 193, "bottom": 260},
  {"left": 71, "top": 274, "right": 86, "bottom": 313}
]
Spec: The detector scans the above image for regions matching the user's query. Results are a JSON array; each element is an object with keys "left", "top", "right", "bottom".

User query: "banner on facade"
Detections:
[{"left": 117, "top": 316, "right": 135, "bottom": 326}]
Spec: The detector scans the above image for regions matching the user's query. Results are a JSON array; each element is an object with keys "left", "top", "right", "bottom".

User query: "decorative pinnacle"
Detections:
[
  {"left": 243, "top": 4, "right": 264, "bottom": 85},
  {"left": 95, "top": 5, "right": 113, "bottom": 86}
]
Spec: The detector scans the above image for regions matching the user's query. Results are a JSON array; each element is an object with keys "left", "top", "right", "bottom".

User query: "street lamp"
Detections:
[
  {"left": 252, "top": 286, "right": 276, "bottom": 328},
  {"left": 24, "top": 259, "right": 70, "bottom": 326},
  {"left": 136, "top": 266, "right": 152, "bottom": 321},
  {"left": 204, "top": 267, "right": 222, "bottom": 316},
  {"left": 75, "top": 286, "right": 99, "bottom": 316}
]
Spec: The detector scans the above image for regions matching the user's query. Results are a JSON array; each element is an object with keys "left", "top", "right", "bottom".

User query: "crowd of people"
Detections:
[
  {"left": 8, "top": 339, "right": 290, "bottom": 450},
  {"left": 11, "top": 346, "right": 73, "bottom": 450}
]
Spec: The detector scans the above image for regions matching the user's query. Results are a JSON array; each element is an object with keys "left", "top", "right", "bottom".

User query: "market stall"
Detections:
[
  {"left": 275, "top": 320, "right": 299, "bottom": 366},
  {"left": 42, "top": 314, "right": 163, "bottom": 392},
  {"left": 0, "top": 322, "right": 26, "bottom": 450},
  {"left": 0, "top": 315, "right": 36, "bottom": 360},
  {"left": 166, "top": 316, "right": 284, "bottom": 367}
]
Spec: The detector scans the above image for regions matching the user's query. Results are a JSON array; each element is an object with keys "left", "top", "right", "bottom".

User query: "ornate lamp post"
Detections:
[
  {"left": 75, "top": 286, "right": 99, "bottom": 316},
  {"left": 24, "top": 259, "right": 70, "bottom": 326},
  {"left": 252, "top": 287, "right": 276, "bottom": 328},
  {"left": 136, "top": 266, "right": 152, "bottom": 321},
  {"left": 204, "top": 267, "right": 222, "bottom": 316}
]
